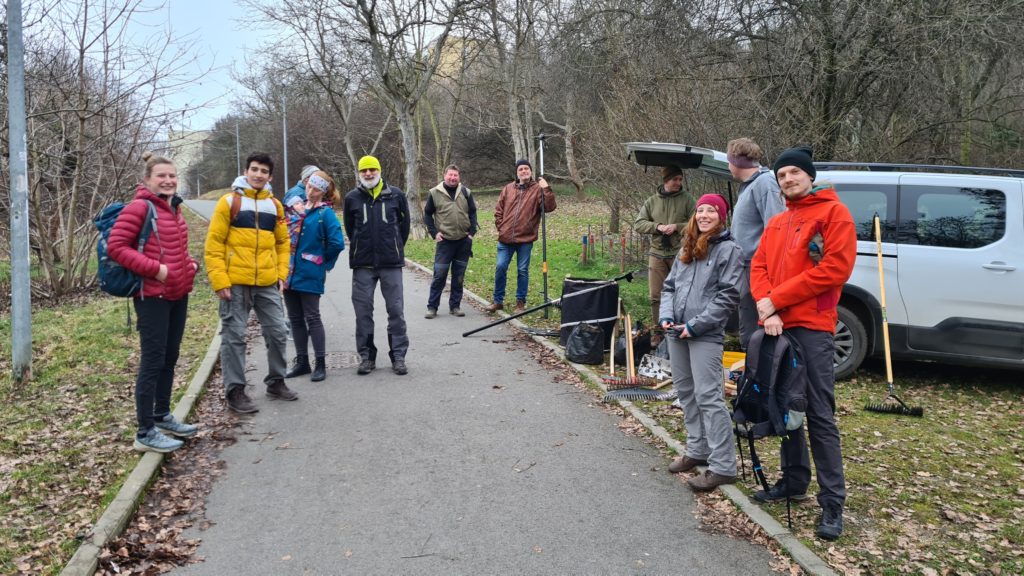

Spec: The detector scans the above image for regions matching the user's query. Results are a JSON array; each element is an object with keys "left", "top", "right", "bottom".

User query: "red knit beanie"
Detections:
[{"left": 696, "top": 194, "right": 729, "bottom": 219}]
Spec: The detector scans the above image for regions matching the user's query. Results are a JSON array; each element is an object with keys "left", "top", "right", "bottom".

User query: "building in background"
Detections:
[{"left": 168, "top": 130, "right": 211, "bottom": 197}]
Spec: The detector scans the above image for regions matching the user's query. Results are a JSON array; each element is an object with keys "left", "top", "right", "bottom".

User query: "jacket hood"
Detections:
[
  {"left": 231, "top": 175, "right": 274, "bottom": 197},
  {"left": 134, "top": 184, "right": 176, "bottom": 207},
  {"left": 709, "top": 229, "right": 732, "bottom": 244}
]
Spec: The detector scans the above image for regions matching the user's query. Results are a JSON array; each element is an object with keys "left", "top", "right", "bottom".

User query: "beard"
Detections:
[{"left": 360, "top": 174, "right": 381, "bottom": 189}]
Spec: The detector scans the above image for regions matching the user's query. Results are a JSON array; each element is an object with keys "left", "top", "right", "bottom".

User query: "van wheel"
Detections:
[{"left": 834, "top": 305, "right": 867, "bottom": 380}]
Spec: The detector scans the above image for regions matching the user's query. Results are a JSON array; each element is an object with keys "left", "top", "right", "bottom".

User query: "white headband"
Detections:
[{"left": 307, "top": 174, "right": 330, "bottom": 192}]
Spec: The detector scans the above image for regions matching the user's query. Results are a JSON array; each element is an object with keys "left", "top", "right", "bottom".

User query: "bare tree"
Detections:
[{"left": 0, "top": 0, "right": 209, "bottom": 297}]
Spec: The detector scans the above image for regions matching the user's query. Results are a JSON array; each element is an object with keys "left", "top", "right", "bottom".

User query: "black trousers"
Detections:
[
  {"left": 133, "top": 296, "right": 188, "bottom": 436},
  {"left": 779, "top": 327, "right": 847, "bottom": 509},
  {"left": 284, "top": 289, "right": 325, "bottom": 357}
]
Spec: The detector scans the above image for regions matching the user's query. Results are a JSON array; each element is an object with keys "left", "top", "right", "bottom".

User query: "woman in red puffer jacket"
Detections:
[{"left": 107, "top": 151, "right": 199, "bottom": 454}]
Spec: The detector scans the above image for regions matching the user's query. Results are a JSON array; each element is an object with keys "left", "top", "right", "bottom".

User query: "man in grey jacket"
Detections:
[{"left": 727, "top": 138, "right": 785, "bottom": 351}]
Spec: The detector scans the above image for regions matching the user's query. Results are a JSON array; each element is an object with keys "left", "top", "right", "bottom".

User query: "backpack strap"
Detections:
[
  {"left": 136, "top": 200, "right": 161, "bottom": 299},
  {"left": 765, "top": 335, "right": 792, "bottom": 436},
  {"left": 229, "top": 192, "right": 242, "bottom": 223}
]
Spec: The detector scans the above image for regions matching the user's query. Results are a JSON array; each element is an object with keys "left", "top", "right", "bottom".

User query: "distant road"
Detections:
[{"left": 185, "top": 199, "right": 217, "bottom": 220}]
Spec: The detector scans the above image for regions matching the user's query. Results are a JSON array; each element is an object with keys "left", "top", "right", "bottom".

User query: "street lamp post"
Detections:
[{"left": 282, "top": 94, "right": 289, "bottom": 187}]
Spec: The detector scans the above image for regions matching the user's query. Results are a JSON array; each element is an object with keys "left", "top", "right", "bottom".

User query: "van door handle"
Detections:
[{"left": 982, "top": 262, "right": 1016, "bottom": 271}]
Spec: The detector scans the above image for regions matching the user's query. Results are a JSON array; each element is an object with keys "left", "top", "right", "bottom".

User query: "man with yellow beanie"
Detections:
[{"left": 342, "top": 155, "right": 411, "bottom": 375}]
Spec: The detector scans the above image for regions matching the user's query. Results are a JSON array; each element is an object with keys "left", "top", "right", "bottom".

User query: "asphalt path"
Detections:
[{"left": 177, "top": 199, "right": 778, "bottom": 575}]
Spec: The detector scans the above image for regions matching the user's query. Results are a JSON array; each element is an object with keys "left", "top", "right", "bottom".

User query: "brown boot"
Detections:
[
  {"left": 266, "top": 379, "right": 298, "bottom": 401},
  {"left": 668, "top": 455, "right": 707, "bottom": 473},
  {"left": 515, "top": 299, "right": 526, "bottom": 312},
  {"left": 226, "top": 387, "right": 259, "bottom": 414},
  {"left": 687, "top": 470, "right": 737, "bottom": 492},
  {"left": 484, "top": 302, "right": 503, "bottom": 313}
]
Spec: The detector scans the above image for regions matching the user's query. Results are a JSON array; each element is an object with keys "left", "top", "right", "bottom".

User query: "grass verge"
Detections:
[
  {"left": 406, "top": 194, "right": 1024, "bottom": 575},
  {"left": 0, "top": 208, "right": 220, "bottom": 575}
]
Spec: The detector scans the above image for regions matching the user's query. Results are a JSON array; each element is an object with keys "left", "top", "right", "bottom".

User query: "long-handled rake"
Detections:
[{"left": 864, "top": 214, "right": 924, "bottom": 417}]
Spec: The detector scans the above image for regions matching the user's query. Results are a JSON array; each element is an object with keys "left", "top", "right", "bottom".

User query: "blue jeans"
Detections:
[{"left": 493, "top": 241, "right": 533, "bottom": 304}]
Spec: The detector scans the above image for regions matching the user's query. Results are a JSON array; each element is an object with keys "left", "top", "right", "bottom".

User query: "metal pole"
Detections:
[
  {"left": 537, "top": 133, "right": 549, "bottom": 318},
  {"left": 235, "top": 122, "right": 241, "bottom": 176},
  {"left": 282, "top": 94, "right": 289, "bottom": 189},
  {"left": 8, "top": 0, "right": 32, "bottom": 383}
]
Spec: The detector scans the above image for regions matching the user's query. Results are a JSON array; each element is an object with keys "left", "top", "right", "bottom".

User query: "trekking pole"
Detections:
[
  {"left": 463, "top": 269, "right": 641, "bottom": 337},
  {"left": 537, "top": 133, "right": 550, "bottom": 319}
]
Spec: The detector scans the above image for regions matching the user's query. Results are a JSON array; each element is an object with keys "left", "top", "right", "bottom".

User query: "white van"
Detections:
[{"left": 626, "top": 142, "right": 1024, "bottom": 378}]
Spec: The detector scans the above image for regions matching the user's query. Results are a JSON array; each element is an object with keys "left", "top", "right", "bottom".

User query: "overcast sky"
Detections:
[{"left": 131, "top": 0, "right": 262, "bottom": 131}]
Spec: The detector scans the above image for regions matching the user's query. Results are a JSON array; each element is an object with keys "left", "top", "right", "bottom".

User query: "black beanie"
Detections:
[
  {"left": 773, "top": 146, "right": 816, "bottom": 180},
  {"left": 515, "top": 158, "right": 532, "bottom": 170}
]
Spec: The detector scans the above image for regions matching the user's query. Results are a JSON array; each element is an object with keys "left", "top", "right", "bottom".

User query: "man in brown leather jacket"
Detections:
[{"left": 484, "top": 159, "right": 557, "bottom": 313}]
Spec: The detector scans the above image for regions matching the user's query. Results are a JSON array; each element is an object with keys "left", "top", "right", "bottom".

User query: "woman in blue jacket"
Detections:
[{"left": 284, "top": 170, "right": 345, "bottom": 381}]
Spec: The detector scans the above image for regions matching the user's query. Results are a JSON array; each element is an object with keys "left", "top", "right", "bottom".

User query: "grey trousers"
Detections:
[
  {"left": 779, "top": 327, "right": 846, "bottom": 509},
  {"left": 736, "top": 262, "right": 759, "bottom": 352},
  {"left": 351, "top": 267, "right": 408, "bottom": 363},
  {"left": 219, "top": 284, "right": 288, "bottom": 395},
  {"left": 668, "top": 337, "right": 736, "bottom": 476}
]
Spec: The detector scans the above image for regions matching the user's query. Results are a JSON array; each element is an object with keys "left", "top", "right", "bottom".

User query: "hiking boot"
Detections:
[
  {"left": 687, "top": 470, "right": 737, "bottom": 492},
  {"left": 266, "top": 379, "right": 299, "bottom": 401},
  {"left": 668, "top": 455, "right": 707, "bottom": 473},
  {"left": 133, "top": 428, "right": 184, "bottom": 453},
  {"left": 752, "top": 480, "right": 810, "bottom": 503},
  {"left": 484, "top": 302, "right": 503, "bottom": 313},
  {"left": 515, "top": 299, "right": 527, "bottom": 312},
  {"left": 815, "top": 504, "right": 844, "bottom": 541},
  {"left": 285, "top": 354, "right": 311, "bottom": 378},
  {"left": 392, "top": 359, "right": 408, "bottom": 375},
  {"left": 311, "top": 356, "right": 326, "bottom": 382},
  {"left": 357, "top": 359, "right": 376, "bottom": 375},
  {"left": 425, "top": 308, "right": 437, "bottom": 319},
  {"left": 450, "top": 307, "right": 465, "bottom": 317},
  {"left": 154, "top": 414, "right": 198, "bottom": 438},
  {"left": 226, "top": 387, "right": 259, "bottom": 414}
]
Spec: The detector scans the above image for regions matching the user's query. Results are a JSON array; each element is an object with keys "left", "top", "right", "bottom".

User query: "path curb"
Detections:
[
  {"left": 59, "top": 328, "right": 222, "bottom": 576},
  {"left": 409, "top": 259, "right": 836, "bottom": 576}
]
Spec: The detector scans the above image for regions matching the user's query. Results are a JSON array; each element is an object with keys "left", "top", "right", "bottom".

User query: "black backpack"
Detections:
[{"left": 731, "top": 329, "right": 808, "bottom": 495}]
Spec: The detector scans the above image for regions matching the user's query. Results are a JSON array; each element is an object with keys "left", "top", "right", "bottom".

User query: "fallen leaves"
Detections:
[{"left": 94, "top": 366, "right": 239, "bottom": 575}]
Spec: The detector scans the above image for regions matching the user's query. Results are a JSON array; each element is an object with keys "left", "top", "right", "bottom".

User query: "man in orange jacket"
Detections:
[{"left": 749, "top": 146, "right": 857, "bottom": 541}]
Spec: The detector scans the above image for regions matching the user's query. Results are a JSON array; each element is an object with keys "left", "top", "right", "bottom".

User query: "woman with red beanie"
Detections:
[{"left": 659, "top": 193, "right": 742, "bottom": 491}]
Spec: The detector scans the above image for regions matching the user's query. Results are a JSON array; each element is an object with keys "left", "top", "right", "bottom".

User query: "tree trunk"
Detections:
[{"left": 395, "top": 102, "right": 427, "bottom": 240}]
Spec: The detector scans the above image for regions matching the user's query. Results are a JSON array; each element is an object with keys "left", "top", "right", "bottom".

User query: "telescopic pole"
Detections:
[{"left": 537, "top": 133, "right": 549, "bottom": 318}]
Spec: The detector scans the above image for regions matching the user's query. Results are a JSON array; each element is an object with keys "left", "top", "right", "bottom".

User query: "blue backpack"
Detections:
[{"left": 94, "top": 200, "right": 158, "bottom": 297}]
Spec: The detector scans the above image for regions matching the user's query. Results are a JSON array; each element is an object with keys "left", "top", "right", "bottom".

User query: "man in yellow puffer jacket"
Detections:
[{"left": 205, "top": 153, "right": 295, "bottom": 413}]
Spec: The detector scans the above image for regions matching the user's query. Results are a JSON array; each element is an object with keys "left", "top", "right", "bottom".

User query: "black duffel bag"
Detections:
[{"left": 565, "top": 322, "right": 605, "bottom": 365}]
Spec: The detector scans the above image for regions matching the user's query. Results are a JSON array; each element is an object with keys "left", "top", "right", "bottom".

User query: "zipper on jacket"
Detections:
[{"left": 253, "top": 195, "right": 260, "bottom": 285}]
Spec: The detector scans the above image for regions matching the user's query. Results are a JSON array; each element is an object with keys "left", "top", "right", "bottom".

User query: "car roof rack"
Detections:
[{"left": 815, "top": 162, "right": 1024, "bottom": 179}]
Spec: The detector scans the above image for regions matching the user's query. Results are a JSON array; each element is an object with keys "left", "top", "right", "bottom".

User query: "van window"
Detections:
[
  {"left": 833, "top": 184, "right": 896, "bottom": 241},
  {"left": 898, "top": 186, "right": 1006, "bottom": 248}
]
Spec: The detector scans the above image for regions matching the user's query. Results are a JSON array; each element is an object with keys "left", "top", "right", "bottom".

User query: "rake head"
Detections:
[
  {"left": 602, "top": 387, "right": 675, "bottom": 403},
  {"left": 602, "top": 375, "right": 659, "bottom": 390},
  {"left": 864, "top": 393, "right": 924, "bottom": 417}
]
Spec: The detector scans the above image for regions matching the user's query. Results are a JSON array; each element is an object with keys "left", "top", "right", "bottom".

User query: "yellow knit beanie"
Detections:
[{"left": 358, "top": 155, "right": 381, "bottom": 171}]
